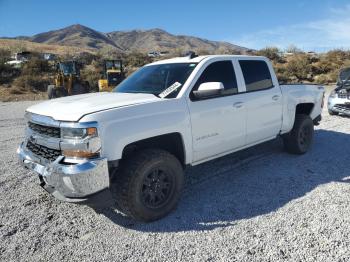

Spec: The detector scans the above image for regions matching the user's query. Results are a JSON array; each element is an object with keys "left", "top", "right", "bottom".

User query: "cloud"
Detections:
[{"left": 231, "top": 5, "right": 350, "bottom": 52}]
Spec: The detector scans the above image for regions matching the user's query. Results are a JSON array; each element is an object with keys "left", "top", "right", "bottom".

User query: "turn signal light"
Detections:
[
  {"left": 86, "top": 127, "right": 97, "bottom": 136},
  {"left": 62, "top": 150, "right": 99, "bottom": 159}
]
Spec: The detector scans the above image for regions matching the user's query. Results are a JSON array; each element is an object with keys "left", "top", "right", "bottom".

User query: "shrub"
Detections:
[
  {"left": 9, "top": 87, "right": 25, "bottom": 95},
  {"left": 273, "top": 63, "right": 289, "bottom": 83},
  {"left": 97, "top": 46, "right": 122, "bottom": 60},
  {"left": 21, "top": 57, "right": 51, "bottom": 75},
  {"left": 284, "top": 54, "right": 312, "bottom": 81},
  {"left": 257, "top": 47, "right": 283, "bottom": 63},
  {"left": 80, "top": 63, "right": 102, "bottom": 92},
  {"left": 0, "top": 49, "right": 10, "bottom": 63},
  {"left": 76, "top": 52, "right": 98, "bottom": 65},
  {"left": 311, "top": 60, "right": 333, "bottom": 75},
  {"left": 121, "top": 52, "right": 153, "bottom": 76},
  {"left": 13, "top": 75, "right": 50, "bottom": 91},
  {"left": 0, "top": 49, "right": 21, "bottom": 84},
  {"left": 314, "top": 74, "right": 333, "bottom": 84},
  {"left": 0, "top": 63, "right": 20, "bottom": 84},
  {"left": 124, "top": 52, "right": 152, "bottom": 68}
]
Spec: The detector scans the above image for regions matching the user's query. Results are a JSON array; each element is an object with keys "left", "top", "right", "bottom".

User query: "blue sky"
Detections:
[{"left": 1, "top": 0, "right": 350, "bottom": 51}]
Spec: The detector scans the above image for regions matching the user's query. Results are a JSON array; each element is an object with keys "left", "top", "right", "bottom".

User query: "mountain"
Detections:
[
  {"left": 7, "top": 24, "right": 249, "bottom": 54},
  {"left": 107, "top": 28, "right": 247, "bottom": 53},
  {"left": 29, "top": 24, "right": 122, "bottom": 50}
]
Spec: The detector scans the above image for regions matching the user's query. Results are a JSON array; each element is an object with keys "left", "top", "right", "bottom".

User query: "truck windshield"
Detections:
[
  {"left": 59, "top": 62, "right": 77, "bottom": 75},
  {"left": 114, "top": 63, "right": 197, "bottom": 98},
  {"left": 106, "top": 60, "right": 121, "bottom": 70}
]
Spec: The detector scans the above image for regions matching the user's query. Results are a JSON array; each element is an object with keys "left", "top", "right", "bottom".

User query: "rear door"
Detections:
[
  {"left": 186, "top": 60, "right": 246, "bottom": 162},
  {"left": 237, "top": 59, "right": 283, "bottom": 145}
]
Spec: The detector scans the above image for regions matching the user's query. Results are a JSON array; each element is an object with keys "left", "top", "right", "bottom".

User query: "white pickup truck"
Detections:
[{"left": 17, "top": 54, "right": 324, "bottom": 221}]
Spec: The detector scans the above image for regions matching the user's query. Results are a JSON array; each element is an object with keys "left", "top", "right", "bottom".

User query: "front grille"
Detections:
[
  {"left": 26, "top": 141, "right": 61, "bottom": 162},
  {"left": 338, "top": 93, "right": 348, "bottom": 99},
  {"left": 28, "top": 122, "right": 60, "bottom": 138},
  {"left": 334, "top": 104, "right": 350, "bottom": 111}
]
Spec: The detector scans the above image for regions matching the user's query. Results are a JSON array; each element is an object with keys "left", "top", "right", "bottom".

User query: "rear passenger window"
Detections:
[
  {"left": 239, "top": 60, "right": 273, "bottom": 92},
  {"left": 192, "top": 61, "right": 238, "bottom": 97}
]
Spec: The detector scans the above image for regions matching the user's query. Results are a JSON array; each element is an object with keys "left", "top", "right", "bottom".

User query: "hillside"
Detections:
[
  {"left": 0, "top": 38, "right": 94, "bottom": 55},
  {"left": 107, "top": 28, "right": 248, "bottom": 53},
  {"left": 4, "top": 24, "right": 249, "bottom": 54},
  {"left": 29, "top": 24, "right": 122, "bottom": 50}
]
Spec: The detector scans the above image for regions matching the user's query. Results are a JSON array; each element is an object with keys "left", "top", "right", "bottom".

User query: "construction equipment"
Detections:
[
  {"left": 47, "top": 61, "right": 89, "bottom": 99},
  {"left": 98, "top": 60, "right": 124, "bottom": 92}
]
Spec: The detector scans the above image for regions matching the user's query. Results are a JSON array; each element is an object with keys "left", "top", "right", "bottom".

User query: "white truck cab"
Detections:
[{"left": 18, "top": 54, "right": 324, "bottom": 221}]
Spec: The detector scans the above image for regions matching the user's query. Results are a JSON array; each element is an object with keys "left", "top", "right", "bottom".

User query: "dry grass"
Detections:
[
  {"left": 0, "top": 85, "right": 46, "bottom": 102},
  {"left": 0, "top": 39, "right": 96, "bottom": 56}
]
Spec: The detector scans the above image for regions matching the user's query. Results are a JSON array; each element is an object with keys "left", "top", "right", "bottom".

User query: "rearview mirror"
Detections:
[{"left": 193, "top": 82, "right": 224, "bottom": 100}]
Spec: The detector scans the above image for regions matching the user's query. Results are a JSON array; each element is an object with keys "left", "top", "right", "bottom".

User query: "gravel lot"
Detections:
[{"left": 1, "top": 92, "right": 350, "bottom": 262}]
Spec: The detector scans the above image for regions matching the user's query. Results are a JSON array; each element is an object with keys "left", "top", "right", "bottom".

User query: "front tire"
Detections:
[
  {"left": 283, "top": 114, "right": 314, "bottom": 155},
  {"left": 112, "top": 149, "right": 184, "bottom": 222},
  {"left": 47, "top": 85, "right": 56, "bottom": 99},
  {"left": 72, "top": 83, "right": 87, "bottom": 95},
  {"left": 54, "top": 87, "right": 68, "bottom": 98}
]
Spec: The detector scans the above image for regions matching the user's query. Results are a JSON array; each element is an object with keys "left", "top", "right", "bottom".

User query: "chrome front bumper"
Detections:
[
  {"left": 328, "top": 96, "right": 350, "bottom": 116},
  {"left": 17, "top": 142, "right": 110, "bottom": 202}
]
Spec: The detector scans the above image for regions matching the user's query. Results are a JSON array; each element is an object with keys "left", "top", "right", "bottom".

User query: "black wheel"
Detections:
[
  {"left": 328, "top": 109, "right": 338, "bottom": 116},
  {"left": 112, "top": 149, "right": 184, "bottom": 222},
  {"left": 54, "top": 87, "right": 68, "bottom": 98},
  {"left": 84, "top": 81, "right": 90, "bottom": 92},
  {"left": 47, "top": 85, "right": 56, "bottom": 99},
  {"left": 283, "top": 114, "right": 314, "bottom": 155},
  {"left": 72, "top": 83, "right": 87, "bottom": 95}
]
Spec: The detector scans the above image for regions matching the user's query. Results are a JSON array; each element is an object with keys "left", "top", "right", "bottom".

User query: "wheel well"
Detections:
[
  {"left": 295, "top": 103, "right": 314, "bottom": 116},
  {"left": 122, "top": 133, "right": 185, "bottom": 166}
]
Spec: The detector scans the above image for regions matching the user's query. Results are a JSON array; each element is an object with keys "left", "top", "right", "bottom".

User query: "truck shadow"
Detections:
[{"left": 93, "top": 129, "right": 350, "bottom": 232}]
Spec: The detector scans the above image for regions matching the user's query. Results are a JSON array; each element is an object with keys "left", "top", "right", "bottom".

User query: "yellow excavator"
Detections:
[
  {"left": 47, "top": 61, "right": 89, "bottom": 99},
  {"left": 98, "top": 59, "right": 124, "bottom": 92}
]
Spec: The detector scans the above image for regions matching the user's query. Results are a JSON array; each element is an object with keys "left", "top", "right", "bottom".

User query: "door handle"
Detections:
[
  {"left": 272, "top": 95, "right": 280, "bottom": 101},
  {"left": 233, "top": 102, "right": 244, "bottom": 108}
]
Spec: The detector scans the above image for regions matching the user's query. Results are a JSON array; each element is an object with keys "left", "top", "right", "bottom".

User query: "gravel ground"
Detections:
[{"left": 1, "top": 92, "right": 350, "bottom": 262}]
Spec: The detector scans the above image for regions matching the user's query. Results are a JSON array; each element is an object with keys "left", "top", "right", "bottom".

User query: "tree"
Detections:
[{"left": 285, "top": 44, "right": 303, "bottom": 54}]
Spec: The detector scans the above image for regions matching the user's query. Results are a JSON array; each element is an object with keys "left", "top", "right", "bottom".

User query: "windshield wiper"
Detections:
[{"left": 118, "top": 91, "right": 161, "bottom": 98}]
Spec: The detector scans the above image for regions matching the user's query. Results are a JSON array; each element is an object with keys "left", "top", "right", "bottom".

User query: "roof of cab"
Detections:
[{"left": 147, "top": 55, "right": 266, "bottom": 66}]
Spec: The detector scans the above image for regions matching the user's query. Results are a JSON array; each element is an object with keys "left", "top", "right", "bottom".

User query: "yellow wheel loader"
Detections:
[
  {"left": 47, "top": 61, "right": 90, "bottom": 99},
  {"left": 98, "top": 60, "right": 125, "bottom": 92}
]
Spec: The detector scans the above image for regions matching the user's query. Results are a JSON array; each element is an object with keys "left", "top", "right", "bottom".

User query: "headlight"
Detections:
[
  {"left": 61, "top": 127, "right": 101, "bottom": 159},
  {"left": 329, "top": 90, "right": 337, "bottom": 98},
  {"left": 61, "top": 127, "right": 97, "bottom": 139}
]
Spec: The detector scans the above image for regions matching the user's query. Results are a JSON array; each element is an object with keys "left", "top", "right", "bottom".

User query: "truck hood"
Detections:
[{"left": 27, "top": 92, "right": 160, "bottom": 122}]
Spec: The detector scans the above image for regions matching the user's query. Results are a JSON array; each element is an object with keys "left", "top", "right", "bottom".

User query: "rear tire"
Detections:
[
  {"left": 112, "top": 149, "right": 184, "bottom": 222},
  {"left": 328, "top": 109, "right": 338, "bottom": 116},
  {"left": 283, "top": 114, "right": 314, "bottom": 155}
]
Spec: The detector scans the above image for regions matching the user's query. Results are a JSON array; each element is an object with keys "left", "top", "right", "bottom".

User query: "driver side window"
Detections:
[{"left": 190, "top": 60, "right": 238, "bottom": 100}]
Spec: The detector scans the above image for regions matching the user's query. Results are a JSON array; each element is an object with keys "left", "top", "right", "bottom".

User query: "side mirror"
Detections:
[{"left": 193, "top": 82, "right": 224, "bottom": 99}]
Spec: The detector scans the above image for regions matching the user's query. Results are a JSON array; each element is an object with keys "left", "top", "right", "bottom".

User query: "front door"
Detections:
[{"left": 187, "top": 60, "right": 246, "bottom": 162}]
